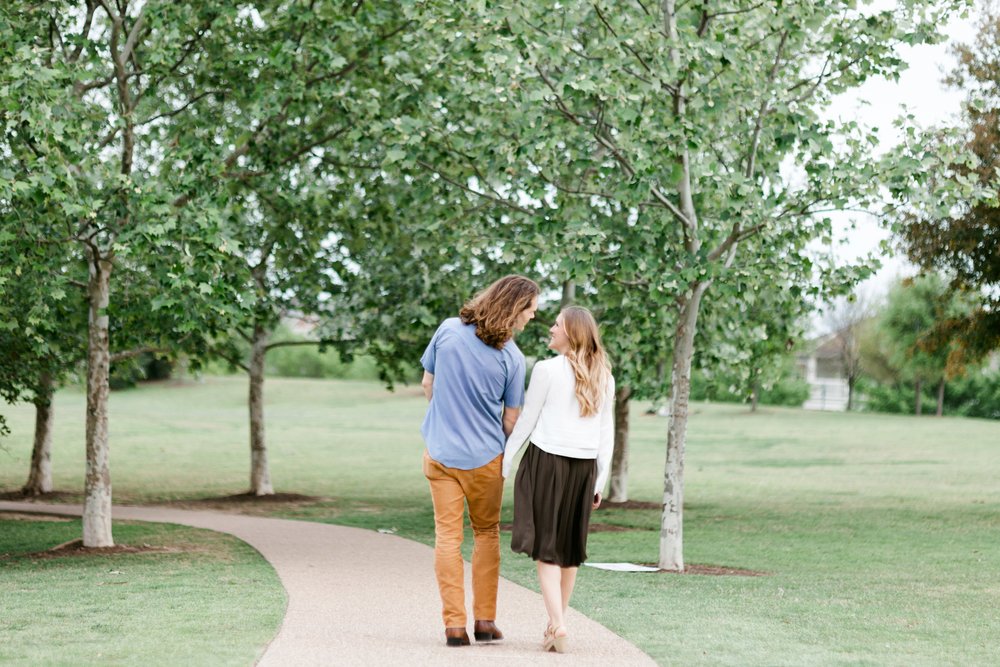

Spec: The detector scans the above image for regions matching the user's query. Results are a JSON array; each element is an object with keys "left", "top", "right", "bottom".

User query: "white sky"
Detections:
[{"left": 822, "top": 6, "right": 979, "bottom": 300}]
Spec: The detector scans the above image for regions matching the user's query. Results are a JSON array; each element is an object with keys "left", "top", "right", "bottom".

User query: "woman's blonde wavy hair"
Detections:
[
  {"left": 561, "top": 306, "right": 612, "bottom": 417},
  {"left": 459, "top": 275, "right": 540, "bottom": 349}
]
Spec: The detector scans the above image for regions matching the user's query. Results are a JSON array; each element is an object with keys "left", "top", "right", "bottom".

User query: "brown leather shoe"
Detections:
[
  {"left": 474, "top": 620, "right": 504, "bottom": 642},
  {"left": 445, "top": 627, "right": 470, "bottom": 647}
]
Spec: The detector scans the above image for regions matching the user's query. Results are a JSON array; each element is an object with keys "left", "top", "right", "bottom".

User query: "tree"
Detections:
[
  {"left": 1, "top": 283, "right": 86, "bottom": 496},
  {"left": 0, "top": 183, "right": 90, "bottom": 494},
  {"left": 901, "top": 8, "right": 1000, "bottom": 366},
  {"left": 409, "top": 0, "right": 972, "bottom": 569},
  {"left": 878, "top": 274, "right": 974, "bottom": 416},
  {"left": 1, "top": 2, "right": 404, "bottom": 544},
  {"left": 1, "top": 3, "right": 257, "bottom": 545},
  {"left": 175, "top": 2, "right": 496, "bottom": 496},
  {"left": 822, "top": 291, "right": 876, "bottom": 411}
]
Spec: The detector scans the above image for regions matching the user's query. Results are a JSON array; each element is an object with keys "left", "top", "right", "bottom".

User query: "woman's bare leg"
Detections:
[
  {"left": 560, "top": 566, "right": 578, "bottom": 618},
  {"left": 537, "top": 561, "right": 565, "bottom": 632}
]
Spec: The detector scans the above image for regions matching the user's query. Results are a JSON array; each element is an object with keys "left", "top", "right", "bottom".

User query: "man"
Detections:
[{"left": 420, "top": 274, "right": 540, "bottom": 647}]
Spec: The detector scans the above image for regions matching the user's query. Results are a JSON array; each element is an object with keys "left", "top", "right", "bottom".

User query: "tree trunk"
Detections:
[
  {"left": 83, "top": 254, "right": 113, "bottom": 547},
  {"left": 750, "top": 378, "right": 760, "bottom": 412},
  {"left": 608, "top": 385, "right": 632, "bottom": 502},
  {"left": 659, "top": 282, "right": 710, "bottom": 571},
  {"left": 22, "top": 372, "right": 55, "bottom": 496},
  {"left": 914, "top": 379, "right": 923, "bottom": 416},
  {"left": 248, "top": 324, "right": 274, "bottom": 495},
  {"left": 559, "top": 280, "right": 575, "bottom": 309},
  {"left": 936, "top": 379, "right": 945, "bottom": 417}
]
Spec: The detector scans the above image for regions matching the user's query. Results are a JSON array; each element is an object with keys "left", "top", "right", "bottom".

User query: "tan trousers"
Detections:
[{"left": 423, "top": 450, "right": 504, "bottom": 628}]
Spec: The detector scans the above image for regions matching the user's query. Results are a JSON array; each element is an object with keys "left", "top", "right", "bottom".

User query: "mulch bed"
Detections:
[
  {"left": 598, "top": 500, "right": 660, "bottom": 510},
  {"left": 499, "top": 522, "right": 639, "bottom": 533},
  {"left": 0, "top": 511, "right": 72, "bottom": 522},
  {"left": 5, "top": 538, "right": 183, "bottom": 562},
  {"left": 163, "top": 492, "right": 328, "bottom": 514},
  {"left": 2, "top": 489, "right": 327, "bottom": 514},
  {"left": 0, "top": 490, "right": 82, "bottom": 502},
  {"left": 189, "top": 492, "right": 323, "bottom": 504},
  {"left": 641, "top": 563, "right": 769, "bottom": 576}
]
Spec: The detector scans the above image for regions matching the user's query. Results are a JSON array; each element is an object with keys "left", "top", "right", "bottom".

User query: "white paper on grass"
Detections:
[{"left": 583, "top": 562, "right": 659, "bottom": 572}]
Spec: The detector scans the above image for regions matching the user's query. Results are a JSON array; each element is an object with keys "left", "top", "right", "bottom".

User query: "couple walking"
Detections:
[{"left": 420, "top": 275, "right": 615, "bottom": 653}]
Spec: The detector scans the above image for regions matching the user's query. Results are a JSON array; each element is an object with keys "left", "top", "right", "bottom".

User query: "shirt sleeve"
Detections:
[
  {"left": 502, "top": 361, "right": 551, "bottom": 478},
  {"left": 593, "top": 373, "right": 616, "bottom": 495},
  {"left": 420, "top": 322, "right": 444, "bottom": 373},
  {"left": 501, "top": 350, "right": 527, "bottom": 408}
]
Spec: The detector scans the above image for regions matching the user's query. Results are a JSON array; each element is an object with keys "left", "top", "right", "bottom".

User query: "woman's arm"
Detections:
[
  {"left": 502, "top": 362, "right": 551, "bottom": 478},
  {"left": 593, "top": 374, "right": 616, "bottom": 495}
]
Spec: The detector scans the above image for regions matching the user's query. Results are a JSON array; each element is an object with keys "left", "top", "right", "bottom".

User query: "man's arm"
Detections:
[
  {"left": 502, "top": 406, "right": 521, "bottom": 437},
  {"left": 421, "top": 371, "right": 434, "bottom": 401}
]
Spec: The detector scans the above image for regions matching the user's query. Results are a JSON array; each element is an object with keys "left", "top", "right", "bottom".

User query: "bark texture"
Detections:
[
  {"left": 936, "top": 379, "right": 945, "bottom": 417},
  {"left": 559, "top": 280, "right": 576, "bottom": 309},
  {"left": 249, "top": 325, "right": 274, "bottom": 496},
  {"left": 608, "top": 385, "right": 632, "bottom": 502},
  {"left": 659, "top": 283, "right": 709, "bottom": 571},
  {"left": 83, "top": 255, "right": 113, "bottom": 547},
  {"left": 22, "top": 372, "right": 55, "bottom": 496}
]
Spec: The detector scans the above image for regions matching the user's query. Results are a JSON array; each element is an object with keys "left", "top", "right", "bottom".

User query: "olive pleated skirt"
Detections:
[{"left": 511, "top": 443, "right": 597, "bottom": 568}]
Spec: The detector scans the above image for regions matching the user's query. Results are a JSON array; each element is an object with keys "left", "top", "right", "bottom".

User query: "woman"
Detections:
[{"left": 502, "top": 306, "right": 615, "bottom": 653}]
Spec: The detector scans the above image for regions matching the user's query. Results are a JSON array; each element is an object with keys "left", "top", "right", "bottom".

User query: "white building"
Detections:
[{"left": 797, "top": 331, "right": 851, "bottom": 411}]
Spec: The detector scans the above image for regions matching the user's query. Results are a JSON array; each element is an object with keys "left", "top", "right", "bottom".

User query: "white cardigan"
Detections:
[{"left": 502, "top": 355, "right": 615, "bottom": 494}]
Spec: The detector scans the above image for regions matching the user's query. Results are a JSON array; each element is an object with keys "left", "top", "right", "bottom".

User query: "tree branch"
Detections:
[
  {"left": 74, "top": 75, "right": 115, "bottom": 96},
  {"left": 48, "top": 15, "right": 64, "bottom": 66},
  {"left": 120, "top": 7, "right": 146, "bottom": 66},
  {"left": 304, "top": 21, "right": 411, "bottom": 88},
  {"left": 745, "top": 30, "right": 789, "bottom": 179},
  {"left": 69, "top": 1, "right": 98, "bottom": 63},
  {"left": 214, "top": 348, "right": 250, "bottom": 373},
  {"left": 135, "top": 20, "right": 214, "bottom": 107},
  {"left": 416, "top": 160, "right": 539, "bottom": 216},
  {"left": 137, "top": 90, "right": 224, "bottom": 126},
  {"left": 537, "top": 169, "right": 617, "bottom": 200},
  {"left": 705, "top": 1, "right": 767, "bottom": 23},
  {"left": 594, "top": 4, "right": 653, "bottom": 74}
]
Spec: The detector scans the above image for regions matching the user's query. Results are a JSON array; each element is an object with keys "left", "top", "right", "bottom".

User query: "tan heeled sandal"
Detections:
[{"left": 543, "top": 626, "right": 568, "bottom": 653}]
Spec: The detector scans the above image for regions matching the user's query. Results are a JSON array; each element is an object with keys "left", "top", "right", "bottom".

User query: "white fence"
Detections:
[{"left": 803, "top": 379, "right": 850, "bottom": 411}]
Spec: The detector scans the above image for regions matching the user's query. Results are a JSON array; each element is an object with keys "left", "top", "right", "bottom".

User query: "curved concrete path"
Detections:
[{"left": 1, "top": 501, "right": 655, "bottom": 666}]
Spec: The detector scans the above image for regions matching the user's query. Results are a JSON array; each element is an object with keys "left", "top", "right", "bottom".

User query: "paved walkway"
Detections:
[{"left": 0, "top": 501, "right": 656, "bottom": 666}]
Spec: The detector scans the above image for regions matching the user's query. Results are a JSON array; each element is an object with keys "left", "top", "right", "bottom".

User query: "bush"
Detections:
[
  {"left": 858, "top": 367, "right": 1000, "bottom": 419},
  {"left": 265, "top": 345, "right": 384, "bottom": 380},
  {"left": 758, "top": 375, "right": 810, "bottom": 407},
  {"left": 689, "top": 361, "right": 809, "bottom": 408},
  {"left": 110, "top": 353, "right": 174, "bottom": 390}
]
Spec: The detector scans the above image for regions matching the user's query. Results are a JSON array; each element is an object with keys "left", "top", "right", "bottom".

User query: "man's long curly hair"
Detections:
[{"left": 459, "top": 275, "right": 540, "bottom": 349}]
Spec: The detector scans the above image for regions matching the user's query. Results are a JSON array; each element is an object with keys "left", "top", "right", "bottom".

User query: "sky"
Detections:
[{"left": 822, "top": 5, "right": 980, "bottom": 301}]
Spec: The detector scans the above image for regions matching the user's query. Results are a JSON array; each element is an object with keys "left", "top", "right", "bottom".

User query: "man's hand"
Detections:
[{"left": 593, "top": 492, "right": 602, "bottom": 510}]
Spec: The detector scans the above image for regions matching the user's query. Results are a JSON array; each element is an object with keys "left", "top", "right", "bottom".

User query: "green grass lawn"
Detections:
[
  {"left": 0, "top": 515, "right": 284, "bottom": 667},
  {"left": 2, "top": 375, "right": 999, "bottom": 665}
]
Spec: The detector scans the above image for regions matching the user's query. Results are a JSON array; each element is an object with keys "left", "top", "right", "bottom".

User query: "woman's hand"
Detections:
[{"left": 592, "top": 492, "right": 602, "bottom": 510}]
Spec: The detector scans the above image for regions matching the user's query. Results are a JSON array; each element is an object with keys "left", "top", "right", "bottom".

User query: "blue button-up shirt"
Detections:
[{"left": 420, "top": 318, "right": 526, "bottom": 469}]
